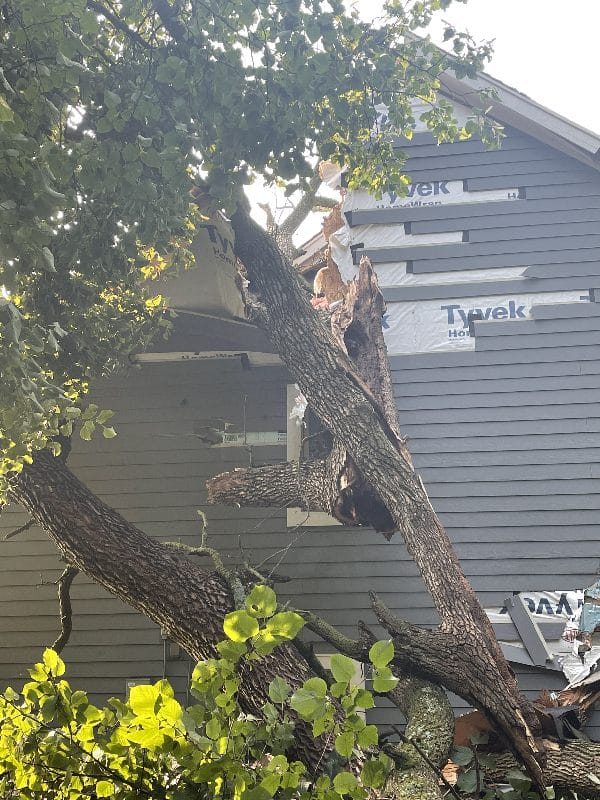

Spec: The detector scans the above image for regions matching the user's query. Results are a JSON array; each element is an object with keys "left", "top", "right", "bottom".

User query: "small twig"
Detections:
[
  {"left": 4, "top": 518, "right": 35, "bottom": 540},
  {"left": 162, "top": 538, "right": 246, "bottom": 610},
  {"left": 390, "top": 725, "right": 462, "bottom": 800},
  {"left": 51, "top": 566, "right": 79, "bottom": 653}
]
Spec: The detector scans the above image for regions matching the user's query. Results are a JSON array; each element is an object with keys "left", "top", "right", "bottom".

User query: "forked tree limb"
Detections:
[
  {"left": 7, "top": 449, "right": 457, "bottom": 798},
  {"left": 229, "top": 204, "right": 544, "bottom": 785}
]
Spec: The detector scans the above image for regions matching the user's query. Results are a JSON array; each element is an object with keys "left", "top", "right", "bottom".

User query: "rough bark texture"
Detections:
[
  {"left": 488, "top": 741, "right": 600, "bottom": 798},
  {"left": 228, "top": 205, "right": 544, "bottom": 785},
  {"left": 209, "top": 256, "right": 400, "bottom": 536},
  {"left": 7, "top": 450, "right": 328, "bottom": 771},
  {"left": 384, "top": 680, "right": 455, "bottom": 800}
]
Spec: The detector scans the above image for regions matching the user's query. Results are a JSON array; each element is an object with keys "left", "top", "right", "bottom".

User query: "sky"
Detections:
[{"left": 357, "top": 0, "right": 600, "bottom": 134}]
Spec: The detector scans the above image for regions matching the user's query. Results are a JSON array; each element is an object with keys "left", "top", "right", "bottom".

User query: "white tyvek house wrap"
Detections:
[
  {"left": 344, "top": 181, "right": 521, "bottom": 212},
  {"left": 376, "top": 263, "right": 525, "bottom": 287},
  {"left": 326, "top": 179, "right": 589, "bottom": 355},
  {"left": 384, "top": 291, "right": 587, "bottom": 355}
]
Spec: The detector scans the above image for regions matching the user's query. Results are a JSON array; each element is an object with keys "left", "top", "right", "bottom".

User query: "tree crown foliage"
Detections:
[{"left": 0, "top": 0, "right": 499, "bottom": 492}]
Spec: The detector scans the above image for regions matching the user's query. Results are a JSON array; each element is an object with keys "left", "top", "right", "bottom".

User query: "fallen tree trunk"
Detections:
[
  {"left": 227, "top": 204, "right": 545, "bottom": 784},
  {"left": 488, "top": 741, "right": 600, "bottom": 797}
]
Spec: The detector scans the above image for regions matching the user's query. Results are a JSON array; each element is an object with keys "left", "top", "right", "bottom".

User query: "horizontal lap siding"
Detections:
[
  {"left": 361, "top": 128, "right": 600, "bottom": 731},
  {"left": 389, "top": 310, "right": 600, "bottom": 731},
  {"left": 5, "top": 126, "right": 600, "bottom": 735},
  {"left": 0, "top": 360, "right": 298, "bottom": 700}
]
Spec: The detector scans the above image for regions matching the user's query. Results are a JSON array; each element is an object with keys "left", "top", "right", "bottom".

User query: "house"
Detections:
[{"left": 3, "top": 68, "right": 600, "bottom": 737}]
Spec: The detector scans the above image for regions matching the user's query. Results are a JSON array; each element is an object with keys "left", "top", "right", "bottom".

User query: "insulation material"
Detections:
[
  {"left": 166, "top": 214, "right": 244, "bottom": 319},
  {"left": 344, "top": 181, "right": 520, "bottom": 212},
  {"left": 383, "top": 290, "right": 587, "bottom": 355}
]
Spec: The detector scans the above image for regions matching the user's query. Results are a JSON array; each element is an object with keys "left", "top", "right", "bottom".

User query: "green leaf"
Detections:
[
  {"left": 265, "top": 611, "right": 304, "bottom": 641},
  {"left": 223, "top": 610, "right": 259, "bottom": 642},
  {"left": 128, "top": 683, "right": 158, "bottom": 717},
  {"left": 0, "top": 94, "right": 14, "bottom": 123},
  {"left": 303, "top": 677, "right": 327, "bottom": 697},
  {"left": 96, "top": 409, "right": 114, "bottom": 424},
  {"left": 41, "top": 247, "right": 55, "bottom": 272},
  {"left": 102, "top": 426, "right": 117, "bottom": 438},
  {"left": 242, "top": 788, "right": 272, "bottom": 800},
  {"left": 368, "top": 640, "right": 394, "bottom": 669},
  {"left": 505, "top": 768, "right": 531, "bottom": 792},
  {"left": 330, "top": 653, "right": 356, "bottom": 683},
  {"left": 96, "top": 781, "right": 114, "bottom": 797},
  {"left": 357, "top": 724, "right": 378, "bottom": 749},
  {"left": 80, "top": 420, "right": 95, "bottom": 441},
  {"left": 246, "top": 585, "right": 277, "bottom": 618},
  {"left": 354, "top": 689, "right": 375, "bottom": 709},
  {"left": 372, "top": 666, "right": 398, "bottom": 693},
  {"left": 333, "top": 771, "right": 358, "bottom": 795},
  {"left": 268, "top": 676, "right": 291, "bottom": 704},
  {"left": 289, "top": 688, "right": 321, "bottom": 718},
  {"left": 450, "top": 745, "right": 474, "bottom": 766},
  {"left": 456, "top": 769, "right": 478, "bottom": 794},
  {"left": 361, "top": 759, "right": 387, "bottom": 788},
  {"left": 205, "top": 716, "right": 221, "bottom": 739},
  {"left": 126, "top": 723, "right": 165, "bottom": 748},
  {"left": 216, "top": 639, "right": 247, "bottom": 662},
  {"left": 334, "top": 731, "right": 355, "bottom": 758},
  {"left": 260, "top": 773, "right": 281, "bottom": 796},
  {"left": 40, "top": 696, "right": 57, "bottom": 721},
  {"left": 42, "top": 648, "right": 65, "bottom": 676}
]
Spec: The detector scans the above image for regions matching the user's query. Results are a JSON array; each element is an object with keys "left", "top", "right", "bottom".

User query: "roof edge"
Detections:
[{"left": 440, "top": 71, "right": 600, "bottom": 171}]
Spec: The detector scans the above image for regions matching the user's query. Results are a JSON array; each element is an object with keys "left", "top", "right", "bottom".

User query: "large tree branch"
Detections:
[
  {"left": 488, "top": 741, "right": 600, "bottom": 797},
  {"left": 208, "top": 459, "right": 330, "bottom": 511},
  {"left": 229, "top": 203, "right": 545, "bottom": 785},
  {"left": 7, "top": 450, "right": 330, "bottom": 771},
  {"left": 8, "top": 450, "right": 459, "bottom": 798}
]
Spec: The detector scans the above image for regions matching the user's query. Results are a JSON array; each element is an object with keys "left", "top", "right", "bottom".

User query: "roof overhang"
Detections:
[
  {"left": 440, "top": 71, "right": 600, "bottom": 172},
  {"left": 133, "top": 310, "right": 282, "bottom": 367}
]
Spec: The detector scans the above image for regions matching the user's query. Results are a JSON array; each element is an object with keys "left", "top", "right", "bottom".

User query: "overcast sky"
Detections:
[{"left": 355, "top": 0, "right": 600, "bottom": 134}]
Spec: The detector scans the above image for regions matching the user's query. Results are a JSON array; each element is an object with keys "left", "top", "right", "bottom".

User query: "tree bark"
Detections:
[
  {"left": 384, "top": 680, "right": 455, "bottom": 800},
  {"left": 488, "top": 741, "right": 600, "bottom": 798},
  {"left": 7, "top": 450, "right": 326, "bottom": 771},
  {"left": 228, "top": 205, "right": 545, "bottom": 785},
  {"left": 8, "top": 448, "right": 457, "bottom": 798}
]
